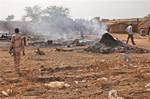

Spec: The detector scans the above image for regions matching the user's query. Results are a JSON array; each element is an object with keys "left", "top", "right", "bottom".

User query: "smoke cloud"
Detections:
[{"left": 2, "top": 6, "right": 108, "bottom": 41}]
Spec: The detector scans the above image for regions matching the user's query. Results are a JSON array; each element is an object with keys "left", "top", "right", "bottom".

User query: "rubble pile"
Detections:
[
  {"left": 85, "top": 33, "right": 150, "bottom": 53},
  {"left": 55, "top": 48, "right": 74, "bottom": 52},
  {"left": 28, "top": 41, "right": 47, "bottom": 47},
  {"left": 28, "top": 38, "right": 94, "bottom": 48},
  {"left": 72, "top": 39, "right": 88, "bottom": 46},
  {"left": 29, "top": 40, "right": 63, "bottom": 48}
]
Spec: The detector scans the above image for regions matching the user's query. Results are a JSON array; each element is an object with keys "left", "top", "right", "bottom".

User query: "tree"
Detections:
[
  {"left": 24, "top": 5, "right": 42, "bottom": 22},
  {"left": 6, "top": 15, "right": 14, "bottom": 21},
  {"left": 43, "top": 6, "right": 70, "bottom": 17}
]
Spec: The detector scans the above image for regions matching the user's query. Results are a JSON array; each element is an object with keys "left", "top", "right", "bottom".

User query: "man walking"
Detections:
[
  {"left": 126, "top": 24, "right": 136, "bottom": 45},
  {"left": 9, "top": 28, "right": 25, "bottom": 75}
]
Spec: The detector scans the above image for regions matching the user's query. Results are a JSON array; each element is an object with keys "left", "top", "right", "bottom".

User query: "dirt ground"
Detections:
[{"left": 0, "top": 34, "right": 150, "bottom": 99}]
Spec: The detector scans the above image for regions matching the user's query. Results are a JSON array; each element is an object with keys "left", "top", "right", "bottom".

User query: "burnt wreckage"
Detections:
[{"left": 85, "top": 33, "right": 150, "bottom": 54}]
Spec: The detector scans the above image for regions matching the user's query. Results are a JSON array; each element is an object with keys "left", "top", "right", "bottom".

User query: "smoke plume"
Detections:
[{"left": 2, "top": 5, "right": 108, "bottom": 41}]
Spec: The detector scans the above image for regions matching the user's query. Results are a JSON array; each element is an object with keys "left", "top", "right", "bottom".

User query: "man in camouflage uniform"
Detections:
[{"left": 9, "top": 28, "right": 25, "bottom": 75}]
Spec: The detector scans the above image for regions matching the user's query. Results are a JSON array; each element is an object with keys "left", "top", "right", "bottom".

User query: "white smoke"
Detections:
[
  {"left": 3, "top": 6, "right": 108, "bottom": 41},
  {"left": 24, "top": 17, "right": 107, "bottom": 41}
]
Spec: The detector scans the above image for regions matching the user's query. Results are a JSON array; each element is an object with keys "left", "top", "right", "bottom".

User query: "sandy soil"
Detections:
[{"left": 0, "top": 34, "right": 150, "bottom": 99}]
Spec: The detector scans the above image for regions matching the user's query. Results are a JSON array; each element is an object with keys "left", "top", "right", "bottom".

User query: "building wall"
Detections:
[
  {"left": 109, "top": 23, "right": 138, "bottom": 33},
  {"left": 109, "top": 24, "right": 128, "bottom": 33}
]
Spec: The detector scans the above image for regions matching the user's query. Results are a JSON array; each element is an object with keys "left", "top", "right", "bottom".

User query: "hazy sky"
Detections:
[{"left": 0, "top": 0, "right": 150, "bottom": 20}]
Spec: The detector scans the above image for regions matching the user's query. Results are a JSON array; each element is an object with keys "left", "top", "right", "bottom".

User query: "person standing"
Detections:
[
  {"left": 126, "top": 24, "right": 136, "bottom": 45},
  {"left": 9, "top": 28, "right": 25, "bottom": 75}
]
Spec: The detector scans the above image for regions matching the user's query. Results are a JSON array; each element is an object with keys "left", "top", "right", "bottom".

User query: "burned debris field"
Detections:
[
  {"left": 0, "top": 34, "right": 150, "bottom": 99},
  {"left": 0, "top": 3, "right": 150, "bottom": 99}
]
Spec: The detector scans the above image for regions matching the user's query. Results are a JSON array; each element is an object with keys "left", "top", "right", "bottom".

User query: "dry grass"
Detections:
[{"left": 0, "top": 33, "right": 150, "bottom": 98}]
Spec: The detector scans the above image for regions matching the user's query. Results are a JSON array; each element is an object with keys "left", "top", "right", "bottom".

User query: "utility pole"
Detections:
[{"left": 137, "top": 18, "right": 139, "bottom": 33}]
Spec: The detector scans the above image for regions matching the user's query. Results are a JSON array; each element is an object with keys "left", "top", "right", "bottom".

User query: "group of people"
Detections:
[{"left": 9, "top": 25, "right": 136, "bottom": 76}]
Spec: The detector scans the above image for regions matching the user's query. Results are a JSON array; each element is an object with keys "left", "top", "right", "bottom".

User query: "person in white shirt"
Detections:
[{"left": 126, "top": 24, "right": 136, "bottom": 45}]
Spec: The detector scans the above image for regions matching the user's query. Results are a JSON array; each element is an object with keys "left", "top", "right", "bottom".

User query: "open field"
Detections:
[{"left": 0, "top": 34, "right": 150, "bottom": 99}]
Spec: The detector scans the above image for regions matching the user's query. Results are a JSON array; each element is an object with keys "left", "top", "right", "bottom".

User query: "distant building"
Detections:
[
  {"left": 139, "top": 17, "right": 150, "bottom": 35},
  {"left": 108, "top": 23, "right": 128, "bottom": 33},
  {"left": 104, "top": 18, "right": 143, "bottom": 33}
]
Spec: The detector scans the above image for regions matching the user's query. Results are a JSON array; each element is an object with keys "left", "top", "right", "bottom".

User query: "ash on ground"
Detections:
[{"left": 85, "top": 33, "right": 150, "bottom": 54}]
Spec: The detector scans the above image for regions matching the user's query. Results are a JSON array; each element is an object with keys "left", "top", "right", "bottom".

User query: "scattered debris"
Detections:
[
  {"left": 97, "top": 77, "right": 108, "bottom": 82},
  {"left": 23, "top": 88, "right": 47, "bottom": 96},
  {"left": 44, "top": 81, "right": 70, "bottom": 89},
  {"left": 74, "top": 81, "right": 79, "bottom": 84},
  {"left": 47, "top": 40, "right": 53, "bottom": 45},
  {"left": 5, "top": 77, "right": 21, "bottom": 83},
  {"left": 55, "top": 47, "right": 74, "bottom": 52},
  {"left": 71, "top": 39, "right": 95, "bottom": 46},
  {"left": 1, "top": 91, "right": 9, "bottom": 97},
  {"left": 35, "top": 48, "right": 45, "bottom": 55},
  {"left": 29, "top": 41, "right": 47, "bottom": 48},
  {"left": 1, "top": 89, "right": 13, "bottom": 97},
  {"left": 32, "top": 48, "right": 47, "bottom": 60},
  {"left": 145, "top": 83, "right": 150, "bottom": 88},
  {"left": 1, "top": 33, "right": 150, "bottom": 98},
  {"left": 38, "top": 65, "right": 47, "bottom": 75},
  {"left": 72, "top": 39, "right": 87, "bottom": 46},
  {"left": 145, "top": 83, "right": 150, "bottom": 91},
  {"left": 120, "top": 53, "right": 130, "bottom": 62},
  {"left": 85, "top": 33, "right": 150, "bottom": 53},
  {"left": 108, "top": 90, "right": 124, "bottom": 99},
  {"left": 81, "top": 80, "right": 87, "bottom": 83}
]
